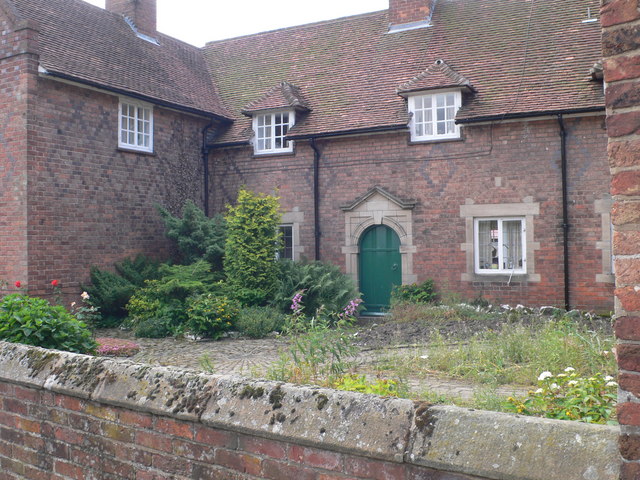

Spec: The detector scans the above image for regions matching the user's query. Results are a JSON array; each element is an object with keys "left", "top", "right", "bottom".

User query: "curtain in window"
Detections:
[
  {"left": 477, "top": 220, "right": 494, "bottom": 269},
  {"left": 503, "top": 220, "right": 522, "bottom": 270}
]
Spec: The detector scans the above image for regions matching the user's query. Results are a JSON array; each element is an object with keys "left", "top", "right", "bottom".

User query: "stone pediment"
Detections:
[{"left": 340, "top": 186, "right": 416, "bottom": 212}]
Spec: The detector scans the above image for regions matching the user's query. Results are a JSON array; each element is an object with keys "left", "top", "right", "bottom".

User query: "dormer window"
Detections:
[
  {"left": 253, "top": 110, "right": 295, "bottom": 154},
  {"left": 408, "top": 90, "right": 461, "bottom": 142}
]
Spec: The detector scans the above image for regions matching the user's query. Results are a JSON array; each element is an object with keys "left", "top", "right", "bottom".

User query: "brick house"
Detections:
[{"left": 0, "top": 0, "right": 613, "bottom": 312}]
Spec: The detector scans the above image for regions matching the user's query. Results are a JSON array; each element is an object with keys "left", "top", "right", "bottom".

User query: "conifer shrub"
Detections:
[
  {"left": 125, "top": 260, "right": 223, "bottom": 337},
  {"left": 224, "top": 189, "right": 281, "bottom": 306},
  {"left": 0, "top": 294, "right": 97, "bottom": 354},
  {"left": 157, "top": 200, "right": 227, "bottom": 269},
  {"left": 85, "top": 255, "right": 160, "bottom": 326}
]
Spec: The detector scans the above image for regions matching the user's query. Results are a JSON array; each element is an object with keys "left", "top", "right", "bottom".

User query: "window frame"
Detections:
[
  {"left": 252, "top": 110, "right": 295, "bottom": 155},
  {"left": 407, "top": 89, "right": 462, "bottom": 142},
  {"left": 277, "top": 224, "right": 294, "bottom": 261},
  {"left": 474, "top": 217, "right": 526, "bottom": 275},
  {"left": 118, "top": 99, "right": 153, "bottom": 153}
]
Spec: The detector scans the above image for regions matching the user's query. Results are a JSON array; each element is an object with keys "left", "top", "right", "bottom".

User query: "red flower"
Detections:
[
  {"left": 51, "top": 279, "right": 59, "bottom": 287},
  {"left": 14, "top": 281, "right": 21, "bottom": 288}
]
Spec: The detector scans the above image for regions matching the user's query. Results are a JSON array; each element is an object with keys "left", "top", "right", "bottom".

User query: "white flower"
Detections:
[
  {"left": 81, "top": 291, "right": 90, "bottom": 300},
  {"left": 538, "top": 371, "right": 553, "bottom": 381},
  {"left": 606, "top": 381, "right": 618, "bottom": 387},
  {"left": 568, "top": 381, "right": 578, "bottom": 386},
  {"left": 550, "top": 383, "right": 559, "bottom": 390},
  {"left": 604, "top": 375, "right": 614, "bottom": 382},
  {"left": 564, "top": 367, "right": 575, "bottom": 372},
  {"left": 420, "top": 355, "right": 429, "bottom": 359},
  {"left": 535, "top": 388, "right": 544, "bottom": 394},
  {"left": 70, "top": 302, "right": 76, "bottom": 307}
]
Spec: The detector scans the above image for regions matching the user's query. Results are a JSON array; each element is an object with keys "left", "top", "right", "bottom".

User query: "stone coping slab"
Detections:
[{"left": 0, "top": 341, "right": 621, "bottom": 480}]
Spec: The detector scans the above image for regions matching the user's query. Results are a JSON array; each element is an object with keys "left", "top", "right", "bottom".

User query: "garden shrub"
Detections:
[
  {"left": 235, "top": 306, "right": 286, "bottom": 338},
  {"left": 391, "top": 279, "right": 437, "bottom": 305},
  {"left": 185, "top": 294, "right": 240, "bottom": 339},
  {"left": 224, "top": 189, "right": 281, "bottom": 306},
  {"left": 272, "top": 260, "right": 359, "bottom": 319},
  {"left": 157, "top": 200, "right": 226, "bottom": 269},
  {"left": 115, "top": 255, "right": 161, "bottom": 287},
  {"left": 125, "top": 260, "right": 222, "bottom": 337},
  {"left": 0, "top": 294, "right": 97, "bottom": 354},
  {"left": 85, "top": 255, "right": 160, "bottom": 326}
]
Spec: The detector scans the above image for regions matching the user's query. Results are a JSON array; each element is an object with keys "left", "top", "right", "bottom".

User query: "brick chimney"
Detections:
[
  {"left": 389, "top": 0, "right": 436, "bottom": 28},
  {"left": 106, "top": 0, "right": 156, "bottom": 37}
]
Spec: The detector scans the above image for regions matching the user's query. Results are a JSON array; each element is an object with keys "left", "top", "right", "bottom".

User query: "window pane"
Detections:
[
  {"left": 437, "top": 108, "right": 445, "bottom": 121},
  {"left": 446, "top": 93, "right": 455, "bottom": 105},
  {"left": 279, "top": 225, "right": 293, "bottom": 260},
  {"left": 436, "top": 94, "right": 445, "bottom": 107},
  {"left": 446, "top": 106, "right": 455, "bottom": 119},
  {"left": 478, "top": 220, "right": 498, "bottom": 270},
  {"left": 437, "top": 122, "right": 446, "bottom": 135}
]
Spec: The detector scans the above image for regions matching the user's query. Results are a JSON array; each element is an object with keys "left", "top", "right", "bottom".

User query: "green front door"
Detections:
[{"left": 359, "top": 225, "right": 402, "bottom": 314}]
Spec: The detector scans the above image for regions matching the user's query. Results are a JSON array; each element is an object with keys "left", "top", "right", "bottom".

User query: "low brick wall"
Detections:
[{"left": 0, "top": 342, "right": 620, "bottom": 480}]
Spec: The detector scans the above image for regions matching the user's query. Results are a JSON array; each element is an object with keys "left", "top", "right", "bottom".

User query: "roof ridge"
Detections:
[{"left": 204, "top": 9, "right": 386, "bottom": 46}]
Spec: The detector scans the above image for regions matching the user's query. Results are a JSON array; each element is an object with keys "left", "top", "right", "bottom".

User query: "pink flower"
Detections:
[
  {"left": 14, "top": 281, "right": 21, "bottom": 288},
  {"left": 51, "top": 279, "right": 59, "bottom": 287}
]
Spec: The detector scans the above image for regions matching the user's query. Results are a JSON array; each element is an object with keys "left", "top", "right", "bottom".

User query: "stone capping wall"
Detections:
[{"left": 0, "top": 342, "right": 619, "bottom": 480}]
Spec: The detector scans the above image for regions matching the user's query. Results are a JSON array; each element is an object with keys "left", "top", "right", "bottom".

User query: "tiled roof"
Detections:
[
  {"left": 9, "top": 0, "right": 230, "bottom": 119},
  {"left": 203, "top": 0, "right": 604, "bottom": 143},
  {"left": 397, "top": 60, "right": 474, "bottom": 95},
  {"left": 242, "top": 82, "right": 311, "bottom": 115}
]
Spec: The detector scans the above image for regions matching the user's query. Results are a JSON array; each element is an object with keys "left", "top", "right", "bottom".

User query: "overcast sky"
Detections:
[{"left": 83, "top": 0, "right": 389, "bottom": 46}]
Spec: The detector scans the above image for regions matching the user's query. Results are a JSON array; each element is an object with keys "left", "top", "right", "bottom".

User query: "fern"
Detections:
[{"left": 273, "top": 260, "right": 358, "bottom": 316}]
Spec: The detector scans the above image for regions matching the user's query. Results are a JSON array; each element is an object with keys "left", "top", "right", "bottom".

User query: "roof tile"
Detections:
[
  {"left": 242, "top": 81, "right": 311, "bottom": 115},
  {"left": 397, "top": 59, "right": 474, "bottom": 94},
  {"left": 10, "top": 0, "right": 230, "bottom": 119},
  {"left": 204, "top": 0, "right": 604, "bottom": 143}
]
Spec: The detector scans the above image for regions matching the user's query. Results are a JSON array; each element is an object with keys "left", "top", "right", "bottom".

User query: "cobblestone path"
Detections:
[{"left": 98, "top": 330, "right": 528, "bottom": 401}]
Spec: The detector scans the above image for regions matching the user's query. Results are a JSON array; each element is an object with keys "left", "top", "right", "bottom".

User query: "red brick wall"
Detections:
[
  {"left": 0, "top": 382, "right": 486, "bottom": 480},
  {"left": 24, "top": 77, "right": 208, "bottom": 301},
  {"left": 601, "top": 0, "right": 640, "bottom": 478},
  {"left": 0, "top": 15, "right": 38, "bottom": 293},
  {"left": 210, "top": 115, "right": 613, "bottom": 311}
]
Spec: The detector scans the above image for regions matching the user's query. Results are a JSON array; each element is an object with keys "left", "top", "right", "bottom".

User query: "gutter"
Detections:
[
  {"left": 558, "top": 114, "right": 571, "bottom": 311},
  {"left": 40, "top": 69, "right": 232, "bottom": 122},
  {"left": 310, "top": 138, "right": 321, "bottom": 260},
  {"left": 456, "top": 107, "right": 604, "bottom": 125},
  {"left": 287, "top": 124, "right": 406, "bottom": 141}
]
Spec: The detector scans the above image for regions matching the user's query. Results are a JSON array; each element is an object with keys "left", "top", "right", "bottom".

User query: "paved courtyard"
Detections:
[{"left": 99, "top": 329, "right": 528, "bottom": 401}]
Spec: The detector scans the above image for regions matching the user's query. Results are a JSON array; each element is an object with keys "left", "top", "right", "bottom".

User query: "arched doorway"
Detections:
[{"left": 359, "top": 225, "right": 402, "bottom": 314}]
